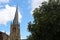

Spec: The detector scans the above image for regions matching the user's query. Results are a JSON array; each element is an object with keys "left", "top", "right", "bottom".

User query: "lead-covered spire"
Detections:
[{"left": 13, "top": 5, "right": 18, "bottom": 24}]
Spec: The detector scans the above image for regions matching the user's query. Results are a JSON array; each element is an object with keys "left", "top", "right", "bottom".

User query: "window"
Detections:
[
  {"left": 16, "top": 39, "right": 18, "bottom": 40},
  {"left": 13, "top": 28, "right": 16, "bottom": 32}
]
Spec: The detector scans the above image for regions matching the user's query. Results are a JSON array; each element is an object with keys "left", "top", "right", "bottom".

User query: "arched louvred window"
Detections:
[{"left": 13, "top": 27, "right": 16, "bottom": 32}]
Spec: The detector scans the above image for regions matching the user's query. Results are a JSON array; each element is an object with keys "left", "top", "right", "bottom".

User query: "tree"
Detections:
[{"left": 27, "top": 0, "right": 60, "bottom": 40}]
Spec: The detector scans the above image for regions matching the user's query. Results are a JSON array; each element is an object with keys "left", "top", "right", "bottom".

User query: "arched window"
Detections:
[
  {"left": 16, "top": 39, "right": 18, "bottom": 40},
  {"left": 13, "top": 28, "right": 16, "bottom": 32}
]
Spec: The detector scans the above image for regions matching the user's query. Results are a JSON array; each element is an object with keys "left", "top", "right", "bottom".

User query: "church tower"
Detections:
[{"left": 10, "top": 6, "right": 20, "bottom": 40}]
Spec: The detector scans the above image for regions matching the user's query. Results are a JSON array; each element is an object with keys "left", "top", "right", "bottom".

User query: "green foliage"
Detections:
[{"left": 27, "top": 0, "right": 60, "bottom": 40}]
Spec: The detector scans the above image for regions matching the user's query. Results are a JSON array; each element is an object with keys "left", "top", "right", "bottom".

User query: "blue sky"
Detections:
[{"left": 0, "top": 0, "right": 48, "bottom": 39}]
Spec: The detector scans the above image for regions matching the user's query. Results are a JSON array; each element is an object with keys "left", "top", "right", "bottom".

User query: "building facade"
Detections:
[
  {"left": 10, "top": 6, "right": 20, "bottom": 40},
  {"left": 0, "top": 6, "right": 20, "bottom": 40},
  {"left": 0, "top": 32, "right": 9, "bottom": 40},
  {"left": 0, "top": 32, "right": 3, "bottom": 40}
]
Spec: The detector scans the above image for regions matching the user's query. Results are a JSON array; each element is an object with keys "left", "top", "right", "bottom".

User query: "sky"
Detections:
[{"left": 0, "top": 0, "right": 48, "bottom": 39}]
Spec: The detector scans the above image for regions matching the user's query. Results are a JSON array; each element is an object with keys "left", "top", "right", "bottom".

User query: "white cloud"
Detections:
[
  {"left": 31, "top": 0, "right": 48, "bottom": 14},
  {"left": 6, "top": 31, "right": 10, "bottom": 35},
  {"left": 0, "top": 30, "right": 5, "bottom": 32},
  {"left": 0, "top": 0, "right": 9, "bottom": 4},
  {"left": 0, "top": 4, "right": 22, "bottom": 25},
  {"left": 0, "top": 30, "right": 10, "bottom": 35}
]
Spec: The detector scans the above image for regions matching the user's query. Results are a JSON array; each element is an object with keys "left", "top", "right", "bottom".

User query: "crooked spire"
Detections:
[{"left": 13, "top": 5, "right": 18, "bottom": 24}]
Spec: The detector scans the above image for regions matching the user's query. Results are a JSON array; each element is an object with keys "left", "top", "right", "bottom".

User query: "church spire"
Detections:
[{"left": 13, "top": 5, "right": 18, "bottom": 24}]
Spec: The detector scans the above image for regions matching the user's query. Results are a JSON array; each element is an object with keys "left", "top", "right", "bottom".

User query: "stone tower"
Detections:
[{"left": 10, "top": 6, "right": 20, "bottom": 40}]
